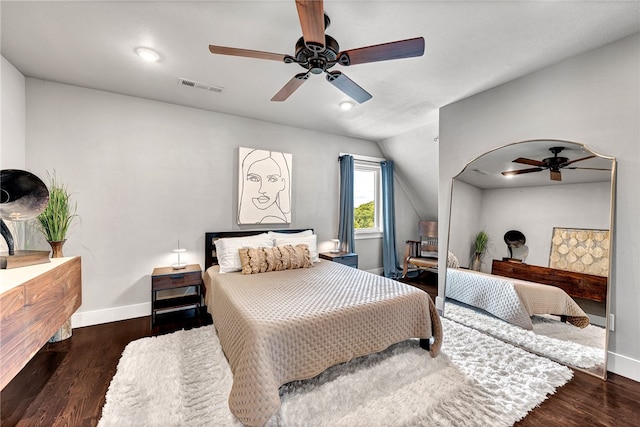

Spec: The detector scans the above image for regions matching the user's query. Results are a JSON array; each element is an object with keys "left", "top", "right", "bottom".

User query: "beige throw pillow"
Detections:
[{"left": 239, "top": 244, "right": 312, "bottom": 275}]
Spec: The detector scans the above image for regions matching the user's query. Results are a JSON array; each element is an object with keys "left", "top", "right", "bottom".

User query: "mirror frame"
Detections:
[{"left": 443, "top": 139, "right": 616, "bottom": 380}]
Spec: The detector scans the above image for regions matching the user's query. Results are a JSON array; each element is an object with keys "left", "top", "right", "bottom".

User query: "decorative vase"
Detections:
[
  {"left": 48, "top": 319, "right": 72, "bottom": 343},
  {"left": 471, "top": 252, "right": 482, "bottom": 271},
  {"left": 48, "top": 240, "right": 66, "bottom": 258},
  {"left": 47, "top": 239, "right": 72, "bottom": 342}
]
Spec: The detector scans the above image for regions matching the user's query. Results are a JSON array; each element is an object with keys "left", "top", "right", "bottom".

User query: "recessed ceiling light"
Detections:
[
  {"left": 339, "top": 101, "right": 354, "bottom": 111},
  {"left": 135, "top": 47, "right": 160, "bottom": 62}
]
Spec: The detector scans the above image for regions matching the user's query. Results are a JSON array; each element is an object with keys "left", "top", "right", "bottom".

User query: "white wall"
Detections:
[
  {"left": 20, "top": 78, "right": 417, "bottom": 326},
  {"left": 480, "top": 182, "right": 611, "bottom": 267},
  {"left": 448, "top": 179, "right": 483, "bottom": 269},
  {"left": 1, "top": 56, "right": 26, "bottom": 169},
  {"left": 439, "top": 33, "right": 640, "bottom": 380},
  {"left": 378, "top": 119, "right": 439, "bottom": 268},
  {"left": 379, "top": 113, "right": 440, "bottom": 222}
]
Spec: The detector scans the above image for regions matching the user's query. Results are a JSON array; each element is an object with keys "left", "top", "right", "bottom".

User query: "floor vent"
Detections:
[{"left": 178, "top": 78, "right": 223, "bottom": 93}]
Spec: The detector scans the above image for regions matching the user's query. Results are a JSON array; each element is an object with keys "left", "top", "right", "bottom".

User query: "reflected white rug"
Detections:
[
  {"left": 98, "top": 319, "right": 572, "bottom": 427},
  {"left": 445, "top": 300, "right": 605, "bottom": 369}
]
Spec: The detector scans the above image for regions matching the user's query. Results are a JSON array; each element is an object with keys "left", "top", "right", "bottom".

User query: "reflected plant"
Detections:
[{"left": 473, "top": 231, "right": 489, "bottom": 257}]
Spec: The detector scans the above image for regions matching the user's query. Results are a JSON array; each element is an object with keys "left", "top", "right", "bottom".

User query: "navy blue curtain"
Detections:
[
  {"left": 381, "top": 160, "right": 401, "bottom": 278},
  {"left": 338, "top": 155, "right": 355, "bottom": 253}
]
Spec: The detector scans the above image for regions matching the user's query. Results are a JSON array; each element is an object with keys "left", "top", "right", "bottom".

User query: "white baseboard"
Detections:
[
  {"left": 71, "top": 302, "right": 150, "bottom": 328},
  {"left": 366, "top": 267, "right": 384, "bottom": 275},
  {"left": 608, "top": 351, "right": 640, "bottom": 382}
]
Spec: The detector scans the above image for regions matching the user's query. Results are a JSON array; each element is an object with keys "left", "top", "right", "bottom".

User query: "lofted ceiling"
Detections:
[{"left": 2, "top": 1, "right": 639, "bottom": 143}]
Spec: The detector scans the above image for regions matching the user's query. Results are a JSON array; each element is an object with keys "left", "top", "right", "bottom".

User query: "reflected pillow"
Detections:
[{"left": 447, "top": 251, "right": 460, "bottom": 268}]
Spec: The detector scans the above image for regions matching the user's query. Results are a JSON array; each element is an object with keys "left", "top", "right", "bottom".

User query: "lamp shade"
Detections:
[{"left": 172, "top": 240, "right": 187, "bottom": 269}]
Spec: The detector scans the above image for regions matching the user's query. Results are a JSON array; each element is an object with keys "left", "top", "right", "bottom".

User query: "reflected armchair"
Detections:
[{"left": 402, "top": 221, "right": 438, "bottom": 277}]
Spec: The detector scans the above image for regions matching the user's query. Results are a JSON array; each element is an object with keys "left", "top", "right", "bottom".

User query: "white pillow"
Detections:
[
  {"left": 274, "top": 234, "right": 318, "bottom": 263},
  {"left": 215, "top": 233, "right": 274, "bottom": 273},
  {"left": 268, "top": 229, "right": 313, "bottom": 238}
]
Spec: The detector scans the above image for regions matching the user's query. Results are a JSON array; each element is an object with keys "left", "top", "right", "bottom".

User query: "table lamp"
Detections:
[{"left": 172, "top": 240, "right": 187, "bottom": 269}]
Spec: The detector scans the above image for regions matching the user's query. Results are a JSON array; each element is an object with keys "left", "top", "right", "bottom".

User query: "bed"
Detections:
[
  {"left": 445, "top": 267, "right": 589, "bottom": 330},
  {"left": 203, "top": 230, "right": 442, "bottom": 427}
]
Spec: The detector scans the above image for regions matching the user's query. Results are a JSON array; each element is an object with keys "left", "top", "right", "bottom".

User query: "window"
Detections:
[{"left": 353, "top": 159, "right": 382, "bottom": 238}]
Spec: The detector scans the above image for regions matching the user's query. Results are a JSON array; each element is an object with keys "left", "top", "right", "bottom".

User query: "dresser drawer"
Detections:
[{"left": 152, "top": 270, "right": 202, "bottom": 291}]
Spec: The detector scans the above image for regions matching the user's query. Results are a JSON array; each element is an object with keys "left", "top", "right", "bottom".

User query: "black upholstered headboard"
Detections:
[{"left": 204, "top": 229, "right": 313, "bottom": 271}]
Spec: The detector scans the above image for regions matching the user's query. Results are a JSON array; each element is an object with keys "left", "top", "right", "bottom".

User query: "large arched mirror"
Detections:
[{"left": 443, "top": 139, "right": 615, "bottom": 379}]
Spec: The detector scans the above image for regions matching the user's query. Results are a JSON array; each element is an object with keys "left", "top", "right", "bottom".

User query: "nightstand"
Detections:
[
  {"left": 151, "top": 264, "right": 210, "bottom": 334},
  {"left": 319, "top": 251, "right": 358, "bottom": 268}
]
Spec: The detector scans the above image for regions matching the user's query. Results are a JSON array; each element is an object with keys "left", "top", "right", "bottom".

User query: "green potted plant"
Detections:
[
  {"left": 37, "top": 172, "right": 77, "bottom": 258},
  {"left": 471, "top": 230, "right": 489, "bottom": 271}
]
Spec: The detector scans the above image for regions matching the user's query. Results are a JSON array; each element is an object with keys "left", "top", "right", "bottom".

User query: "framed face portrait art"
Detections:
[{"left": 238, "top": 147, "right": 292, "bottom": 224}]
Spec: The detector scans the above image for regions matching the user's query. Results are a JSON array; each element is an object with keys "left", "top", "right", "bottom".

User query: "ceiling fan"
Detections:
[
  {"left": 501, "top": 146, "right": 609, "bottom": 182},
  {"left": 208, "top": 0, "right": 424, "bottom": 103}
]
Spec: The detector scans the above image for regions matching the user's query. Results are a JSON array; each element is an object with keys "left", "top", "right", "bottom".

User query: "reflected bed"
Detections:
[{"left": 445, "top": 268, "right": 589, "bottom": 330}]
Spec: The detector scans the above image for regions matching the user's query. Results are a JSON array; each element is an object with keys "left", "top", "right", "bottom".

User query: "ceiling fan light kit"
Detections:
[{"left": 208, "top": 0, "right": 424, "bottom": 103}]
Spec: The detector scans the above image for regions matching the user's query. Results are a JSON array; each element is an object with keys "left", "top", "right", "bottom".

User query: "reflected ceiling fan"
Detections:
[
  {"left": 501, "top": 146, "right": 609, "bottom": 182},
  {"left": 208, "top": 0, "right": 424, "bottom": 103}
]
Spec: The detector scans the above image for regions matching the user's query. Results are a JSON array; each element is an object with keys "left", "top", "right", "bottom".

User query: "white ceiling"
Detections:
[{"left": 2, "top": 1, "right": 639, "bottom": 142}]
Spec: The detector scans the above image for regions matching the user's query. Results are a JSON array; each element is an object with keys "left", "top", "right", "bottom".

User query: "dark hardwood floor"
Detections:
[
  {"left": 0, "top": 317, "right": 151, "bottom": 427},
  {"left": 399, "top": 269, "right": 438, "bottom": 301},
  {"left": 1, "top": 313, "right": 639, "bottom": 426}
]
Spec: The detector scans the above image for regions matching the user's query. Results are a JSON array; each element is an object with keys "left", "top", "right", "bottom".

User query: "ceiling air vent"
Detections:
[{"left": 177, "top": 78, "right": 223, "bottom": 93}]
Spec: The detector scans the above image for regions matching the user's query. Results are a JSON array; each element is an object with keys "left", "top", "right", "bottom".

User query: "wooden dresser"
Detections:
[
  {"left": 0, "top": 256, "right": 82, "bottom": 390},
  {"left": 491, "top": 259, "right": 607, "bottom": 303}
]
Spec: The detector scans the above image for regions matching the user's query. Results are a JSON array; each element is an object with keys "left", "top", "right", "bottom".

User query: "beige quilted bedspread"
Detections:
[
  {"left": 446, "top": 268, "right": 589, "bottom": 330},
  {"left": 204, "top": 261, "right": 442, "bottom": 427}
]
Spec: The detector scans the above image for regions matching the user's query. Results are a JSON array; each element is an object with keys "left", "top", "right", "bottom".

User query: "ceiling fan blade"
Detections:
[
  {"left": 295, "top": 0, "right": 325, "bottom": 51},
  {"left": 325, "top": 71, "right": 372, "bottom": 104},
  {"left": 501, "top": 167, "right": 543, "bottom": 177},
  {"left": 209, "top": 45, "right": 287, "bottom": 62},
  {"left": 271, "top": 73, "right": 309, "bottom": 102},
  {"left": 550, "top": 170, "right": 562, "bottom": 181},
  {"left": 565, "top": 167, "right": 612, "bottom": 171},
  {"left": 338, "top": 37, "right": 425, "bottom": 66},
  {"left": 512, "top": 157, "right": 546, "bottom": 167},
  {"left": 563, "top": 155, "right": 596, "bottom": 166}
]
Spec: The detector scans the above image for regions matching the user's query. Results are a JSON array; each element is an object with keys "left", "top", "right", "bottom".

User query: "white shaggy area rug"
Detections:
[
  {"left": 445, "top": 300, "right": 605, "bottom": 369},
  {"left": 98, "top": 318, "right": 572, "bottom": 427}
]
